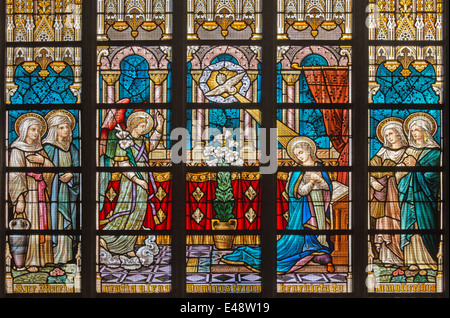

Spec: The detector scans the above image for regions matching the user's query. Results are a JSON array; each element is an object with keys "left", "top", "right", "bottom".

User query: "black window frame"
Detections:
[{"left": 0, "top": 0, "right": 448, "bottom": 300}]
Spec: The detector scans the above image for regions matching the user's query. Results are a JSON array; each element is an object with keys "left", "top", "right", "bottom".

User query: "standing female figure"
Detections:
[
  {"left": 398, "top": 113, "right": 441, "bottom": 271},
  {"left": 369, "top": 118, "right": 408, "bottom": 266},
  {"left": 8, "top": 113, "right": 55, "bottom": 272},
  {"left": 43, "top": 110, "right": 80, "bottom": 264}
]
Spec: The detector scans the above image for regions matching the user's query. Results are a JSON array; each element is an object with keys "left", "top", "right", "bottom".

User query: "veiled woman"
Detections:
[
  {"left": 42, "top": 110, "right": 80, "bottom": 264},
  {"left": 100, "top": 110, "right": 164, "bottom": 264},
  {"left": 369, "top": 118, "right": 408, "bottom": 267},
  {"left": 222, "top": 137, "right": 335, "bottom": 274},
  {"left": 8, "top": 113, "right": 55, "bottom": 272},
  {"left": 398, "top": 112, "right": 441, "bottom": 271}
]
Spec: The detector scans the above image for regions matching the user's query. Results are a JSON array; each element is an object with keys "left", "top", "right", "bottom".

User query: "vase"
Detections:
[
  {"left": 211, "top": 218, "right": 237, "bottom": 250},
  {"left": 8, "top": 218, "right": 31, "bottom": 270}
]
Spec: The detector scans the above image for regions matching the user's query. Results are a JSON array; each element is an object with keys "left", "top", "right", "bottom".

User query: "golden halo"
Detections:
[
  {"left": 44, "top": 109, "right": 76, "bottom": 130},
  {"left": 404, "top": 112, "right": 437, "bottom": 137},
  {"left": 126, "top": 111, "right": 154, "bottom": 135},
  {"left": 15, "top": 113, "right": 47, "bottom": 137},
  {"left": 286, "top": 136, "right": 316, "bottom": 163},
  {"left": 376, "top": 117, "right": 404, "bottom": 144}
]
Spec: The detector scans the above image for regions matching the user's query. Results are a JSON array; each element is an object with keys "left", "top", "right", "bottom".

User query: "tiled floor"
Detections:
[
  {"left": 100, "top": 244, "right": 172, "bottom": 284},
  {"left": 100, "top": 244, "right": 348, "bottom": 286}
]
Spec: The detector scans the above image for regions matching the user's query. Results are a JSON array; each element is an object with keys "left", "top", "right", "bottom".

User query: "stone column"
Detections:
[
  {"left": 149, "top": 71, "right": 168, "bottom": 103},
  {"left": 281, "top": 72, "right": 300, "bottom": 103},
  {"left": 101, "top": 71, "right": 121, "bottom": 104}
]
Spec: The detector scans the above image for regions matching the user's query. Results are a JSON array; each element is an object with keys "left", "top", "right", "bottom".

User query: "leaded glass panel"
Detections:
[
  {"left": 277, "top": 46, "right": 352, "bottom": 104},
  {"left": 5, "top": 47, "right": 82, "bottom": 105},
  {"left": 369, "top": 46, "right": 444, "bottom": 104},
  {"left": 97, "top": 46, "right": 172, "bottom": 104},
  {"left": 187, "top": 45, "right": 262, "bottom": 104}
]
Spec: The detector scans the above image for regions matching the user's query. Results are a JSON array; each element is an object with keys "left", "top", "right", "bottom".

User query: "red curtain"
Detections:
[
  {"left": 303, "top": 69, "right": 349, "bottom": 104},
  {"left": 304, "top": 69, "right": 350, "bottom": 184},
  {"left": 98, "top": 175, "right": 172, "bottom": 230},
  {"left": 144, "top": 176, "right": 172, "bottom": 230},
  {"left": 232, "top": 178, "right": 260, "bottom": 230},
  {"left": 321, "top": 108, "right": 350, "bottom": 184},
  {"left": 186, "top": 173, "right": 216, "bottom": 230},
  {"left": 277, "top": 179, "right": 289, "bottom": 230},
  {"left": 186, "top": 173, "right": 260, "bottom": 230}
]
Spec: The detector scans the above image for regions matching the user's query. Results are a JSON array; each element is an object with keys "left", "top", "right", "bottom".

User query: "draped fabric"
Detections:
[
  {"left": 223, "top": 170, "right": 334, "bottom": 273},
  {"left": 321, "top": 108, "right": 350, "bottom": 184},
  {"left": 145, "top": 176, "right": 172, "bottom": 230},
  {"left": 304, "top": 69, "right": 350, "bottom": 184},
  {"left": 186, "top": 173, "right": 260, "bottom": 230},
  {"left": 303, "top": 69, "right": 349, "bottom": 104},
  {"left": 44, "top": 143, "right": 80, "bottom": 263},
  {"left": 99, "top": 174, "right": 171, "bottom": 231},
  {"left": 186, "top": 173, "right": 216, "bottom": 230},
  {"left": 399, "top": 148, "right": 441, "bottom": 263},
  {"left": 277, "top": 179, "right": 289, "bottom": 230}
]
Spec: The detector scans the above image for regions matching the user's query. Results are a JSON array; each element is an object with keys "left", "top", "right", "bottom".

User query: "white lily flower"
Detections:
[
  {"left": 213, "top": 133, "right": 224, "bottom": 144},
  {"left": 227, "top": 140, "right": 239, "bottom": 149},
  {"left": 118, "top": 138, "right": 133, "bottom": 150},
  {"left": 224, "top": 153, "right": 234, "bottom": 164},
  {"left": 223, "top": 129, "right": 233, "bottom": 140},
  {"left": 231, "top": 158, "right": 244, "bottom": 166},
  {"left": 214, "top": 147, "right": 225, "bottom": 158},
  {"left": 202, "top": 145, "right": 214, "bottom": 157},
  {"left": 206, "top": 158, "right": 218, "bottom": 166},
  {"left": 115, "top": 124, "right": 130, "bottom": 140}
]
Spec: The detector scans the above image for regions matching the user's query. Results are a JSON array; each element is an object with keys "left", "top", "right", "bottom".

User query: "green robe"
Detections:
[{"left": 398, "top": 147, "right": 440, "bottom": 262}]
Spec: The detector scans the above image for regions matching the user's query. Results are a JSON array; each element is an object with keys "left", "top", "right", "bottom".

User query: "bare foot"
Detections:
[
  {"left": 28, "top": 266, "right": 38, "bottom": 273},
  {"left": 327, "top": 263, "right": 335, "bottom": 273}
]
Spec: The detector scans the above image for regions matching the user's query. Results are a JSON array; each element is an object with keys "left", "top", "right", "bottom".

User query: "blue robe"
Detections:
[
  {"left": 44, "top": 143, "right": 80, "bottom": 242},
  {"left": 222, "top": 169, "right": 334, "bottom": 273},
  {"left": 398, "top": 147, "right": 440, "bottom": 261}
]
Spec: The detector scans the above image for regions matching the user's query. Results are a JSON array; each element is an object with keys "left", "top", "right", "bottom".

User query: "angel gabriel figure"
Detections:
[{"left": 98, "top": 99, "right": 165, "bottom": 258}]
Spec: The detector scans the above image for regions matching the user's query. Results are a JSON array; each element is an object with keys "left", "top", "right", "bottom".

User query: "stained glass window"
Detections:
[
  {"left": 185, "top": 1, "right": 264, "bottom": 294},
  {"left": 274, "top": 1, "right": 353, "bottom": 294},
  {"left": 277, "top": 0, "right": 353, "bottom": 40},
  {"left": 4, "top": 0, "right": 83, "bottom": 294},
  {"left": 97, "top": 46, "right": 172, "bottom": 104},
  {"left": 186, "top": 109, "right": 261, "bottom": 166},
  {"left": 367, "top": 109, "right": 444, "bottom": 293},
  {"left": 368, "top": 46, "right": 443, "bottom": 104},
  {"left": 1, "top": 0, "right": 448, "bottom": 301},
  {"left": 6, "top": 47, "right": 82, "bottom": 105},
  {"left": 187, "top": 0, "right": 262, "bottom": 40},
  {"left": 366, "top": 0, "right": 445, "bottom": 295},
  {"left": 97, "top": 0, "right": 172, "bottom": 41},
  {"left": 277, "top": 46, "right": 351, "bottom": 104},
  {"left": 367, "top": 0, "right": 443, "bottom": 41},
  {"left": 95, "top": 3, "right": 174, "bottom": 292},
  {"left": 187, "top": 45, "right": 262, "bottom": 104},
  {"left": 5, "top": 109, "right": 82, "bottom": 293},
  {"left": 6, "top": 0, "right": 82, "bottom": 42}
]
